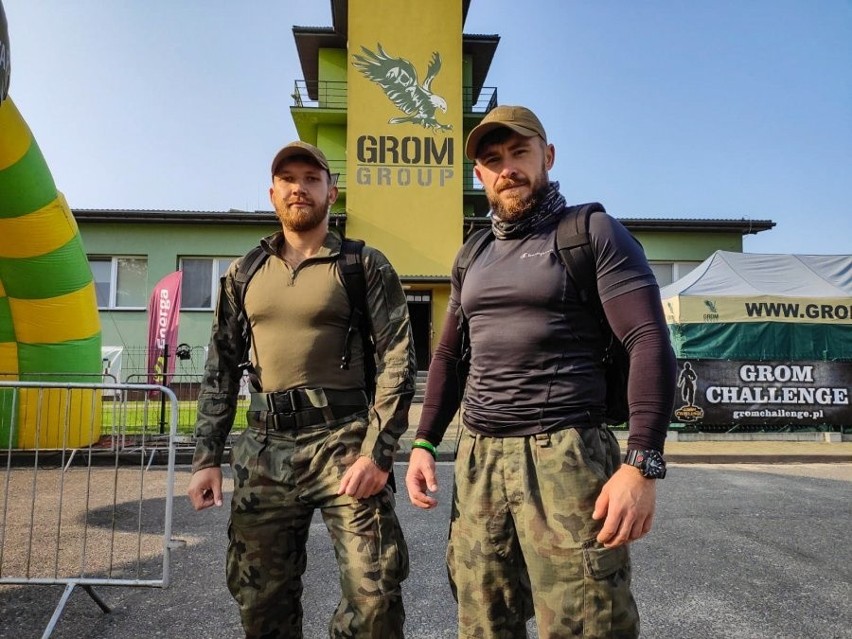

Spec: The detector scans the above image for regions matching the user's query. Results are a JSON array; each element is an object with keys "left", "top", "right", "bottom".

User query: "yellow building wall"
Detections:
[
  {"left": 430, "top": 284, "right": 451, "bottom": 338},
  {"left": 347, "top": 0, "right": 463, "bottom": 277}
]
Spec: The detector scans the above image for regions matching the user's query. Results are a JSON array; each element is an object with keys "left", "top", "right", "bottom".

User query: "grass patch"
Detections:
[{"left": 100, "top": 398, "right": 250, "bottom": 437}]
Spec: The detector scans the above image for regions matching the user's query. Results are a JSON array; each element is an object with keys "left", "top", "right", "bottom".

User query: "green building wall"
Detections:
[
  {"left": 79, "top": 218, "right": 747, "bottom": 357},
  {"left": 81, "top": 220, "right": 278, "bottom": 351}
]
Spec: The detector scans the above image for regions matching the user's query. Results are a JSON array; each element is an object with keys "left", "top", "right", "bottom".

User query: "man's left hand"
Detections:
[
  {"left": 592, "top": 465, "right": 657, "bottom": 548},
  {"left": 338, "top": 455, "right": 389, "bottom": 499}
]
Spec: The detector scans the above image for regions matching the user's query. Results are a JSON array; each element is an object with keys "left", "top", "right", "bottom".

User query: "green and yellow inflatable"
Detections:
[{"left": 0, "top": 1, "right": 103, "bottom": 448}]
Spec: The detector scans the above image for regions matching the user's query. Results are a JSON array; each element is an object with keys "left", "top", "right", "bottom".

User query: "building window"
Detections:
[
  {"left": 88, "top": 257, "right": 148, "bottom": 309},
  {"left": 180, "top": 257, "right": 237, "bottom": 309},
  {"left": 650, "top": 261, "right": 701, "bottom": 287}
]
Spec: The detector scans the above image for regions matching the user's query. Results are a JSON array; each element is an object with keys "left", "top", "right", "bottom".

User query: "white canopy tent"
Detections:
[{"left": 660, "top": 250, "right": 852, "bottom": 360}]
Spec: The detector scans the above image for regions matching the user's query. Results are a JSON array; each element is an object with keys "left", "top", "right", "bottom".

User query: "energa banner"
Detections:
[{"left": 146, "top": 272, "right": 182, "bottom": 384}]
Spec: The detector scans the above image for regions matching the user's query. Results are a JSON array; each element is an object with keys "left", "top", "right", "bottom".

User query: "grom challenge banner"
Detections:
[{"left": 672, "top": 359, "right": 852, "bottom": 426}]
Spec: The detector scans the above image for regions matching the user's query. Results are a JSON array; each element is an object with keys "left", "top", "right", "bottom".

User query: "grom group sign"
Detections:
[
  {"left": 347, "top": 0, "right": 463, "bottom": 276},
  {"left": 671, "top": 359, "right": 852, "bottom": 426}
]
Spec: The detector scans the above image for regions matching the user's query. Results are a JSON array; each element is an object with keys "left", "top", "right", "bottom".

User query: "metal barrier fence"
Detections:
[
  {"left": 123, "top": 373, "right": 250, "bottom": 438},
  {"left": 0, "top": 381, "right": 181, "bottom": 639}
]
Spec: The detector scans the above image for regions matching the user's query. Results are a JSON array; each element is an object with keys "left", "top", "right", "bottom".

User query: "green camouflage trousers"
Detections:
[
  {"left": 447, "top": 426, "right": 639, "bottom": 639},
  {"left": 227, "top": 411, "right": 409, "bottom": 639}
]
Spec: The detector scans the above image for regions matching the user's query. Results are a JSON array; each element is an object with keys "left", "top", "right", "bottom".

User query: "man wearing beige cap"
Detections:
[
  {"left": 189, "top": 141, "right": 416, "bottom": 638},
  {"left": 406, "top": 106, "right": 676, "bottom": 637}
]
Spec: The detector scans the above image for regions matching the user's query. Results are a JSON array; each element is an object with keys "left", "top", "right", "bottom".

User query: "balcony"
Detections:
[
  {"left": 291, "top": 81, "right": 497, "bottom": 114},
  {"left": 292, "top": 80, "right": 348, "bottom": 110},
  {"left": 463, "top": 86, "right": 498, "bottom": 114},
  {"left": 463, "top": 160, "right": 483, "bottom": 192},
  {"left": 327, "top": 159, "right": 347, "bottom": 190}
]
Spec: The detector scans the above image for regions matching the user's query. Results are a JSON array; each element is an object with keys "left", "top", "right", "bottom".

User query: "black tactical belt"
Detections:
[
  {"left": 249, "top": 388, "right": 368, "bottom": 413},
  {"left": 255, "top": 405, "right": 366, "bottom": 432},
  {"left": 248, "top": 388, "right": 368, "bottom": 432}
]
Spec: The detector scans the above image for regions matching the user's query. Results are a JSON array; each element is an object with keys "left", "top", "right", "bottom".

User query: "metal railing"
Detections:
[
  {"left": 0, "top": 381, "right": 182, "bottom": 638},
  {"left": 328, "top": 159, "right": 347, "bottom": 190},
  {"left": 463, "top": 86, "right": 498, "bottom": 113},
  {"left": 292, "top": 80, "right": 348, "bottom": 109},
  {"left": 291, "top": 81, "right": 498, "bottom": 114},
  {"left": 123, "top": 374, "right": 250, "bottom": 438}
]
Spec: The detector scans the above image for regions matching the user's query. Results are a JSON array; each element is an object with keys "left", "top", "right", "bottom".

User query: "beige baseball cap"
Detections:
[
  {"left": 271, "top": 141, "right": 330, "bottom": 176},
  {"left": 464, "top": 105, "right": 548, "bottom": 160}
]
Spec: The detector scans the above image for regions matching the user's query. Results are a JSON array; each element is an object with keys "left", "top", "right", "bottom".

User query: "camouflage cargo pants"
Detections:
[
  {"left": 447, "top": 426, "right": 639, "bottom": 639},
  {"left": 227, "top": 411, "right": 409, "bottom": 639}
]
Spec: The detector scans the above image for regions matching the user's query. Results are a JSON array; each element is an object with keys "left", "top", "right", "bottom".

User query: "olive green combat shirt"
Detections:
[{"left": 192, "top": 231, "right": 417, "bottom": 473}]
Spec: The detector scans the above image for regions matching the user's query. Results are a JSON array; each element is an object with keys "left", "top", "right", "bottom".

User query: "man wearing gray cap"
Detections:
[
  {"left": 406, "top": 106, "right": 676, "bottom": 638},
  {"left": 189, "top": 141, "right": 416, "bottom": 638}
]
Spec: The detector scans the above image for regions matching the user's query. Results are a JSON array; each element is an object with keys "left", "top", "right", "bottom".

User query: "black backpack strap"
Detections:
[
  {"left": 454, "top": 227, "right": 494, "bottom": 289},
  {"left": 556, "top": 203, "right": 633, "bottom": 424},
  {"left": 338, "top": 239, "right": 377, "bottom": 402},
  {"left": 453, "top": 228, "right": 495, "bottom": 363},
  {"left": 233, "top": 245, "right": 269, "bottom": 391},
  {"left": 555, "top": 202, "right": 605, "bottom": 311},
  {"left": 338, "top": 238, "right": 390, "bottom": 489}
]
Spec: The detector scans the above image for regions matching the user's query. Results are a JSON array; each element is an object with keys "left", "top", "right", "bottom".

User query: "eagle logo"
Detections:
[{"left": 352, "top": 43, "right": 452, "bottom": 132}]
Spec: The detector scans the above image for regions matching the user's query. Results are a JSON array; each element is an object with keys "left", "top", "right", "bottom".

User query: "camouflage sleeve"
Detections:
[
  {"left": 359, "top": 246, "right": 417, "bottom": 471},
  {"left": 191, "top": 260, "right": 246, "bottom": 472}
]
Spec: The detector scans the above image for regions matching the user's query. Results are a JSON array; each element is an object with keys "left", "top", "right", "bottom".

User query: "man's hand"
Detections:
[
  {"left": 338, "top": 455, "right": 389, "bottom": 499},
  {"left": 405, "top": 447, "right": 439, "bottom": 509},
  {"left": 592, "top": 465, "right": 657, "bottom": 548},
  {"left": 187, "top": 466, "right": 224, "bottom": 511}
]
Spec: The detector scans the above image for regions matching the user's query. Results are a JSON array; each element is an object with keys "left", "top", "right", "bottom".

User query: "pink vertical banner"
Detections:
[{"left": 146, "top": 271, "right": 183, "bottom": 385}]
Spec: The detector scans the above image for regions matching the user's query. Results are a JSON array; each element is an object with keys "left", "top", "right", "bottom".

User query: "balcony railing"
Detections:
[
  {"left": 291, "top": 81, "right": 497, "bottom": 114},
  {"left": 463, "top": 86, "right": 498, "bottom": 113},
  {"left": 292, "top": 81, "right": 348, "bottom": 110},
  {"left": 463, "top": 160, "right": 484, "bottom": 191},
  {"left": 327, "top": 159, "right": 347, "bottom": 190}
]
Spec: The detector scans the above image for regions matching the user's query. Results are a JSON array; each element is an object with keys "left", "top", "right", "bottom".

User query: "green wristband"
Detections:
[{"left": 411, "top": 439, "right": 437, "bottom": 459}]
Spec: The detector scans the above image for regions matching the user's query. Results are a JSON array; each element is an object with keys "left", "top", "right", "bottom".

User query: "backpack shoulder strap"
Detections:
[
  {"left": 338, "top": 238, "right": 368, "bottom": 329},
  {"left": 337, "top": 238, "right": 377, "bottom": 401},
  {"left": 234, "top": 245, "right": 269, "bottom": 312},
  {"left": 233, "top": 245, "right": 270, "bottom": 389},
  {"left": 454, "top": 227, "right": 494, "bottom": 290},
  {"left": 555, "top": 202, "right": 606, "bottom": 313},
  {"left": 453, "top": 227, "right": 494, "bottom": 365}
]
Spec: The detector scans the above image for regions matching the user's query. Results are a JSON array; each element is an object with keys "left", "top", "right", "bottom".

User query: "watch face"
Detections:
[
  {"left": 627, "top": 449, "right": 667, "bottom": 478},
  {"left": 643, "top": 451, "right": 667, "bottom": 479}
]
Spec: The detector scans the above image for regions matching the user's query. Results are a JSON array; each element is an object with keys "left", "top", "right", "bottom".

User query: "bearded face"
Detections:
[
  {"left": 269, "top": 159, "right": 336, "bottom": 233},
  {"left": 274, "top": 196, "right": 328, "bottom": 232},
  {"left": 485, "top": 158, "right": 551, "bottom": 222}
]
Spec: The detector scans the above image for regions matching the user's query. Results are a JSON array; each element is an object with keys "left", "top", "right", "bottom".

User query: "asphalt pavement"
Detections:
[{"left": 1, "top": 460, "right": 850, "bottom": 639}]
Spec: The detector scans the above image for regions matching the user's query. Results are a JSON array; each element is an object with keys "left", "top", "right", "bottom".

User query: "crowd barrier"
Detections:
[{"left": 0, "top": 381, "right": 181, "bottom": 639}]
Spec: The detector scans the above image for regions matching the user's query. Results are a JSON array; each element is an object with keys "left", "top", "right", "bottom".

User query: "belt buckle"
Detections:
[
  {"left": 269, "top": 390, "right": 297, "bottom": 413},
  {"left": 283, "top": 389, "right": 300, "bottom": 412},
  {"left": 270, "top": 412, "right": 296, "bottom": 431}
]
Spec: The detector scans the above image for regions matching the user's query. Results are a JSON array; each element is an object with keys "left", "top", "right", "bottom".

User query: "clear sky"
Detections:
[{"left": 4, "top": 1, "right": 851, "bottom": 255}]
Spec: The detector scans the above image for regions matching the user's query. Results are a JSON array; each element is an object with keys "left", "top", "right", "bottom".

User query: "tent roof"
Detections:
[{"left": 660, "top": 250, "right": 852, "bottom": 299}]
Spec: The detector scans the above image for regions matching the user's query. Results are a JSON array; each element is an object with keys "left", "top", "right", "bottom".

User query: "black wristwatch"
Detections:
[{"left": 624, "top": 449, "right": 667, "bottom": 479}]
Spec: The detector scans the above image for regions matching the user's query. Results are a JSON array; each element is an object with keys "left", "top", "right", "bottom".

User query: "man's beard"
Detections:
[
  {"left": 487, "top": 167, "right": 549, "bottom": 223},
  {"left": 275, "top": 199, "right": 328, "bottom": 232}
]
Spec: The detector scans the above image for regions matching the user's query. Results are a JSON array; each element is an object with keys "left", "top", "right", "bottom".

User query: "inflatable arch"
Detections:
[{"left": 0, "top": 1, "right": 103, "bottom": 448}]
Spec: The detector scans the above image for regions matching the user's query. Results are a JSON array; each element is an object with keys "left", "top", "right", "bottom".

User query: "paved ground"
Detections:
[{"left": 1, "top": 458, "right": 850, "bottom": 639}]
